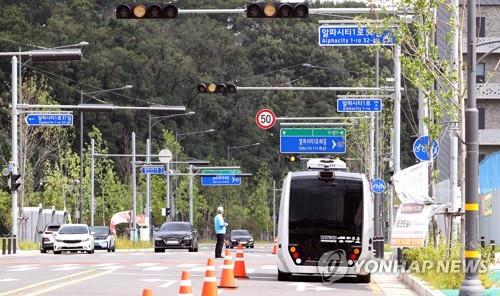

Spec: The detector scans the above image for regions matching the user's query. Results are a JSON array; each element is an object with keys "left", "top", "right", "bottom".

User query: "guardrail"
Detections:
[{"left": 1, "top": 236, "right": 17, "bottom": 255}]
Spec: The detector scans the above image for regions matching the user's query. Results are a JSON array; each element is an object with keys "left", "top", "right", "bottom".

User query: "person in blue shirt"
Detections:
[{"left": 214, "top": 206, "right": 228, "bottom": 258}]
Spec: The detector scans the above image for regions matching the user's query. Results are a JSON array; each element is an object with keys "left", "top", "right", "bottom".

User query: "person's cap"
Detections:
[{"left": 217, "top": 206, "right": 224, "bottom": 213}]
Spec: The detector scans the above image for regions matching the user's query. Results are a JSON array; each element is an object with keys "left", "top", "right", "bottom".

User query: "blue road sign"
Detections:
[
  {"left": 201, "top": 175, "right": 241, "bottom": 186},
  {"left": 25, "top": 113, "right": 73, "bottom": 126},
  {"left": 337, "top": 98, "right": 382, "bottom": 112},
  {"left": 140, "top": 166, "right": 165, "bottom": 175},
  {"left": 371, "top": 178, "right": 386, "bottom": 193},
  {"left": 280, "top": 128, "right": 346, "bottom": 154},
  {"left": 413, "top": 136, "right": 439, "bottom": 161},
  {"left": 319, "top": 26, "right": 395, "bottom": 46}
]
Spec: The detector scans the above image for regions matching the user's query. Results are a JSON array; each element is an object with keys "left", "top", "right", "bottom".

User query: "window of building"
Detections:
[
  {"left": 477, "top": 63, "right": 485, "bottom": 83},
  {"left": 476, "top": 17, "right": 485, "bottom": 37},
  {"left": 478, "top": 108, "right": 485, "bottom": 129}
]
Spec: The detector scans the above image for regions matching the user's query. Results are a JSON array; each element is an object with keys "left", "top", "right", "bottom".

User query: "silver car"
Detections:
[{"left": 91, "top": 226, "right": 116, "bottom": 252}]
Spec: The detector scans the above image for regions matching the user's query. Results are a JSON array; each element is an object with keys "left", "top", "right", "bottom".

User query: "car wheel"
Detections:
[
  {"left": 194, "top": 244, "right": 199, "bottom": 252},
  {"left": 107, "top": 247, "right": 111, "bottom": 252},
  {"left": 250, "top": 246, "right": 255, "bottom": 249},
  {"left": 54, "top": 251, "right": 62, "bottom": 254},
  {"left": 40, "top": 249, "right": 47, "bottom": 254},
  {"left": 154, "top": 248, "right": 165, "bottom": 253},
  {"left": 246, "top": 246, "right": 249, "bottom": 248},
  {"left": 358, "top": 273, "right": 371, "bottom": 283},
  {"left": 112, "top": 246, "right": 116, "bottom": 252},
  {"left": 277, "top": 269, "right": 292, "bottom": 281}
]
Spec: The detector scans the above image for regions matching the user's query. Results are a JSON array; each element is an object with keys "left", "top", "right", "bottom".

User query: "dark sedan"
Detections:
[
  {"left": 154, "top": 222, "right": 199, "bottom": 253},
  {"left": 227, "top": 229, "right": 254, "bottom": 248}
]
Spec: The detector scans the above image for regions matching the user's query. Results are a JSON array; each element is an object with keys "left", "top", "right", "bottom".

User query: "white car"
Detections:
[{"left": 53, "top": 224, "right": 95, "bottom": 254}]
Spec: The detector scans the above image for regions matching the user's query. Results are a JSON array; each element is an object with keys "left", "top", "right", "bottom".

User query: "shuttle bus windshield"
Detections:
[{"left": 288, "top": 176, "right": 363, "bottom": 264}]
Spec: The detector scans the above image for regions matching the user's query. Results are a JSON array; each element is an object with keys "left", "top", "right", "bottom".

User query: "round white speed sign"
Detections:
[{"left": 255, "top": 108, "right": 276, "bottom": 130}]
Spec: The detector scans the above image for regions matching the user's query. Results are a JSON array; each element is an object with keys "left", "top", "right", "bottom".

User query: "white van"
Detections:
[{"left": 277, "top": 159, "right": 374, "bottom": 282}]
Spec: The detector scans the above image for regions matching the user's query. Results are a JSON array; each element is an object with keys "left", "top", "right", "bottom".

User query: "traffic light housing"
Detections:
[
  {"left": 197, "top": 83, "right": 237, "bottom": 94},
  {"left": 116, "top": 3, "right": 178, "bottom": 19},
  {"left": 10, "top": 173, "right": 21, "bottom": 192},
  {"left": 286, "top": 155, "right": 300, "bottom": 162},
  {"left": 246, "top": 2, "right": 309, "bottom": 18}
]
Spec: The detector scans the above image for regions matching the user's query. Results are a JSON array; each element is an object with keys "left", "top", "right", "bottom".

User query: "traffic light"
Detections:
[
  {"left": 197, "top": 83, "right": 237, "bottom": 94},
  {"left": 286, "top": 155, "right": 300, "bottom": 162},
  {"left": 116, "top": 3, "right": 178, "bottom": 19},
  {"left": 246, "top": 2, "right": 309, "bottom": 18},
  {"left": 9, "top": 173, "right": 21, "bottom": 192}
]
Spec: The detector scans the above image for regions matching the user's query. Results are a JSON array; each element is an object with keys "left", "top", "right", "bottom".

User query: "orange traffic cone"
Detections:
[
  {"left": 142, "top": 288, "right": 153, "bottom": 296},
  {"left": 178, "top": 271, "right": 193, "bottom": 296},
  {"left": 272, "top": 238, "right": 278, "bottom": 254},
  {"left": 219, "top": 249, "right": 237, "bottom": 288},
  {"left": 201, "top": 258, "right": 218, "bottom": 296},
  {"left": 234, "top": 243, "right": 248, "bottom": 278}
]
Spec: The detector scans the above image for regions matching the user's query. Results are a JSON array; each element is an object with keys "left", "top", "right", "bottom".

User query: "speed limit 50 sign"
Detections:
[{"left": 255, "top": 108, "right": 276, "bottom": 130}]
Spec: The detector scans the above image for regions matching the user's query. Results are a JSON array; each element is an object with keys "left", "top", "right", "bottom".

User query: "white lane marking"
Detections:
[
  {"left": 159, "top": 280, "right": 176, "bottom": 288},
  {"left": 177, "top": 263, "right": 198, "bottom": 268},
  {"left": 261, "top": 265, "right": 276, "bottom": 270},
  {"left": 246, "top": 268, "right": 255, "bottom": 274},
  {"left": 287, "top": 283, "right": 336, "bottom": 292},
  {"left": 7, "top": 264, "right": 39, "bottom": 272},
  {"left": 93, "top": 263, "right": 118, "bottom": 267},
  {"left": 144, "top": 266, "right": 169, "bottom": 271},
  {"left": 51, "top": 264, "right": 81, "bottom": 271},
  {"left": 135, "top": 262, "right": 159, "bottom": 267},
  {"left": 98, "top": 265, "right": 123, "bottom": 270},
  {"left": 140, "top": 279, "right": 163, "bottom": 282},
  {"left": 189, "top": 266, "right": 206, "bottom": 272},
  {"left": 0, "top": 278, "right": 20, "bottom": 282}
]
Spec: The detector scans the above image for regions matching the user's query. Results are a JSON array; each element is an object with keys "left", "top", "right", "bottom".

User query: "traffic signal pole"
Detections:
[
  {"left": 175, "top": 7, "right": 408, "bottom": 15},
  {"left": 11, "top": 56, "right": 19, "bottom": 241}
]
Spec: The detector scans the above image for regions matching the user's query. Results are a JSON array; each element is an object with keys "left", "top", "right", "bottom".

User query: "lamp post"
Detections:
[
  {"left": 79, "top": 85, "right": 133, "bottom": 224},
  {"left": 175, "top": 129, "right": 216, "bottom": 143},
  {"left": 148, "top": 111, "right": 195, "bottom": 142},
  {"left": 227, "top": 142, "right": 261, "bottom": 161}
]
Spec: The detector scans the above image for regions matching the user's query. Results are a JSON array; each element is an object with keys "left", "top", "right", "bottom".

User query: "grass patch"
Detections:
[
  {"left": 384, "top": 244, "right": 392, "bottom": 253},
  {"left": 404, "top": 244, "right": 497, "bottom": 289},
  {"left": 19, "top": 241, "right": 39, "bottom": 250},
  {"left": 115, "top": 238, "right": 152, "bottom": 249}
]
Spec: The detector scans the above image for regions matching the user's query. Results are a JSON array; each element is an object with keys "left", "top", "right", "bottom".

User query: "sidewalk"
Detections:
[{"left": 373, "top": 273, "right": 418, "bottom": 296}]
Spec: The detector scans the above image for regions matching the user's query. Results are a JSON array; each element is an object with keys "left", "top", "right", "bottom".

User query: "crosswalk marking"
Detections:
[
  {"left": 8, "top": 264, "right": 39, "bottom": 272},
  {"left": 144, "top": 266, "right": 169, "bottom": 271},
  {"left": 261, "top": 265, "right": 276, "bottom": 270},
  {"left": 51, "top": 264, "right": 81, "bottom": 271},
  {"left": 135, "top": 262, "right": 159, "bottom": 267},
  {"left": 189, "top": 266, "right": 206, "bottom": 272},
  {"left": 177, "top": 263, "right": 199, "bottom": 268}
]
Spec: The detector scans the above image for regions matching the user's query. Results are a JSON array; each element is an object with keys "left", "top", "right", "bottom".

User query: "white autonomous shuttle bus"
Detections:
[{"left": 277, "top": 158, "right": 374, "bottom": 282}]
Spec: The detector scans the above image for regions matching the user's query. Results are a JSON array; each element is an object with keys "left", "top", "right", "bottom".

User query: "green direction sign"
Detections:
[
  {"left": 280, "top": 128, "right": 346, "bottom": 137},
  {"left": 200, "top": 169, "right": 241, "bottom": 175}
]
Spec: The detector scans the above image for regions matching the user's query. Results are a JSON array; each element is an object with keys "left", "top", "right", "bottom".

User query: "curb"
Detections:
[{"left": 399, "top": 272, "right": 446, "bottom": 296}]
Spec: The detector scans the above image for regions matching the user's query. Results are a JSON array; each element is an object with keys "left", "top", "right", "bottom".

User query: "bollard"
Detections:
[
  {"left": 7, "top": 238, "right": 11, "bottom": 255},
  {"left": 490, "top": 240, "right": 496, "bottom": 264},
  {"left": 1, "top": 238, "right": 5, "bottom": 255},
  {"left": 480, "top": 236, "right": 486, "bottom": 249},
  {"left": 13, "top": 236, "right": 16, "bottom": 254}
]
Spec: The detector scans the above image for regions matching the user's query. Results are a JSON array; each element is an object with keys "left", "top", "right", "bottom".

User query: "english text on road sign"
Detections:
[
  {"left": 140, "top": 166, "right": 165, "bottom": 175},
  {"left": 319, "top": 26, "right": 395, "bottom": 46},
  {"left": 413, "top": 136, "right": 439, "bottom": 161},
  {"left": 280, "top": 128, "right": 346, "bottom": 154},
  {"left": 200, "top": 169, "right": 242, "bottom": 186},
  {"left": 371, "top": 178, "right": 386, "bottom": 193},
  {"left": 337, "top": 98, "right": 382, "bottom": 112},
  {"left": 25, "top": 113, "right": 73, "bottom": 126},
  {"left": 255, "top": 108, "right": 276, "bottom": 130}
]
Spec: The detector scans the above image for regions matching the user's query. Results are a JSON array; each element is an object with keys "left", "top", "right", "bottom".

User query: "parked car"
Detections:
[
  {"left": 53, "top": 224, "right": 95, "bottom": 254},
  {"left": 154, "top": 222, "right": 198, "bottom": 253},
  {"left": 90, "top": 226, "right": 115, "bottom": 252},
  {"left": 38, "top": 224, "right": 61, "bottom": 253},
  {"left": 227, "top": 229, "right": 254, "bottom": 248}
]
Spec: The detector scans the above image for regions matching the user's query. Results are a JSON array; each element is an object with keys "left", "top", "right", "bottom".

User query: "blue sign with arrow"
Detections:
[
  {"left": 280, "top": 128, "right": 346, "bottom": 154},
  {"left": 140, "top": 166, "right": 165, "bottom": 175},
  {"left": 201, "top": 169, "right": 241, "bottom": 186},
  {"left": 319, "top": 26, "right": 395, "bottom": 46},
  {"left": 371, "top": 178, "right": 386, "bottom": 193},
  {"left": 337, "top": 98, "right": 382, "bottom": 112},
  {"left": 413, "top": 136, "right": 439, "bottom": 161},
  {"left": 25, "top": 113, "right": 73, "bottom": 126}
]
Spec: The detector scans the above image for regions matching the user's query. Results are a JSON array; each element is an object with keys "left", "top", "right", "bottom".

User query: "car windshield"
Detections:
[
  {"left": 91, "top": 227, "right": 109, "bottom": 235},
  {"left": 232, "top": 230, "right": 250, "bottom": 236},
  {"left": 46, "top": 225, "right": 60, "bottom": 232},
  {"left": 160, "top": 223, "right": 190, "bottom": 231},
  {"left": 58, "top": 225, "right": 88, "bottom": 234}
]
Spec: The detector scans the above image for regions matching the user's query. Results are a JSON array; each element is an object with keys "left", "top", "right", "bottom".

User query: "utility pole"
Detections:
[
  {"left": 90, "top": 139, "right": 95, "bottom": 227},
  {"left": 393, "top": 45, "right": 402, "bottom": 174},
  {"left": 79, "top": 90, "right": 84, "bottom": 224},
  {"left": 273, "top": 180, "right": 276, "bottom": 240},
  {"left": 131, "top": 132, "right": 137, "bottom": 241},
  {"left": 11, "top": 56, "right": 18, "bottom": 241},
  {"left": 189, "top": 165, "right": 194, "bottom": 225},
  {"left": 458, "top": 0, "right": 484, "bottom": 292},
  {"left": 146, "top": 138, "right": 151, "bottom": 239}
]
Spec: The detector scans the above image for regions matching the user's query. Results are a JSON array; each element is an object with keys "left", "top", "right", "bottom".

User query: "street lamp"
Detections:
[
  {"left": 227, "top": 142, "right": 261, "bottom": 161},
  {"left": 148, "top": 111, "right": 195, "bottom": 141},
  {"left": 78, "top": 85, "right": 133, "bottom": 225},
  {"left": 175, "top": 129, "right": 216, "bottom": 142}
]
